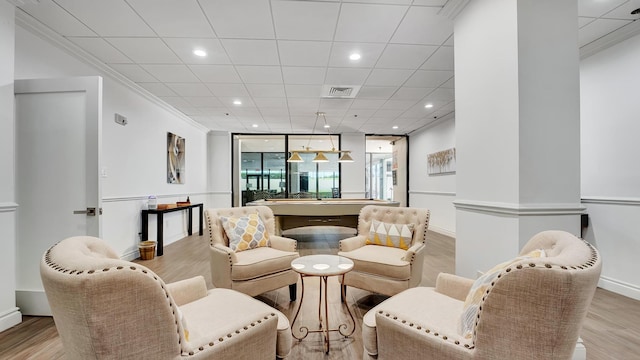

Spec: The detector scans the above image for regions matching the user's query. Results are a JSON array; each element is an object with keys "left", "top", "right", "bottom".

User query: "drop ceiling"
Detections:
[{"left": 15, "top": 0, "right": 640, "bottom": 135}]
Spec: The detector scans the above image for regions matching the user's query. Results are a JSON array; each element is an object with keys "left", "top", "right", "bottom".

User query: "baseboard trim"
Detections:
[
  {"left": 16, "top": 290, "right": 51, "bottom": 316},
  {"left": 454, "top": 200, "right": 586, "bottom": 216},
  {"left": 429, "top": 225, "right": 455, "bottom": 238},
  {"left": 0, "top": 307, "right": 22, "bottom": 332},
  {"left": 598, "top": 276, "right": 640, "bottom": 301}
]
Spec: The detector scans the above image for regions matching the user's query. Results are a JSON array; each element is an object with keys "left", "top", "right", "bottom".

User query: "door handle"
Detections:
[{"left": 73, "top": 207, "right": 101, "bottom": 216}]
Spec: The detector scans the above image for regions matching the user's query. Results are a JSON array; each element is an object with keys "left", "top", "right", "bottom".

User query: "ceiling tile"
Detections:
[
  {"left": 578, "top": 18, "right": 632, "bottom": 46},
  {"left": 404, "top": 70, "right": 453, "bottom": 87},
  {"left": 126, "top": 0, "right": 213, "bottom": 37},
  {"left": 246, "top": 84, "right": 286, "bottom": 98},
  {"left": 200, "top": 0, "right": 274, "bottom": 39},
  {"left": 421, "top": 46, "right": 454, "bottom": 70},
  {"left": 253, "top": 98, "right": 289, "bottom": 108},
  {"left": 441, "top": 77, "right": 454, "bottom": 88},
  {"left": 219, "top": 97, "right": 256, "bottom": 108},
  {"left": 373, "top": 108, "right": 404, "bottom": 117},
  {"left": 278, "top": 41, "right": 332, "bottom": 67},
  {"left": 261, "top": 108, "right": 291, "bottom": 116},
  {"left": 391, "top": 87, "right": 433, "bottom": 100},
  {"left": 184, "top": 96, "right": 223, "bottom": 107},
  {"left": 376, "top": 44, "right": 438, "bottom": 69},
  {"left": 190, "top": 65, "right": 242, "bottom": 83},
  {"left": 142, "top": 64, "right": 200, "bottom": 83},
  {"left": 392, "top": 6, "right": 453, "bottom": 45},
  {"left": 325, "top": 68, "right": 371, "bottom": 85},
  {"left": 579, "top": 17, "right": 596, "bottom": 28},
  {"left": 236, "top": 66, "right": 283, "bottom": 84},
  {"left": 426, "top": 88, "right": 455, "bottom": 102},
  {"left": 166, "top": 83, "right": 213, "bottom": 97},
  {"left": 68, "top": 37, "right": 131, "bottom": 63},
  {"left": 351, "top": 99, "right": 386, "bottom": 109},
  {"left": 109, "top": 64, "right": 157, "bottom": 82},
  {"left": 578, "top": 0, "right": 628, "bottom": 17},
  {"left": 381, "top": 100, "right": 418, "bottom": 110},
  {"left": 288, "top": 98, "right": 321, "bottom": 110},
  {"left": 319, "top": 99, "right": 354, "bottom": 110},
  {"left": 17, "top": 0, "right": 96, "bottom": 36},
  {"left": 602, "top": 1, "right": 640, "bottom": 20},
  {"left": 329, "top": 42, "right": 386, "bottom": 68},
  {"left": 107, "top": 38, "right": 181, "bottom": 63},
  {"left": 271, "top": 0, "right": 340, "bottom": 41},
  {"left": 285, "top": 85, "right": 323, "bottom": 98},
  {"left": 335, "top": 3, "right": 408, "bottom": 43},
  {"left": 138, "top": 82, "right": 177, "bottom": 97},
  {"left": 411, "top": 0, "right": 448, "bottom": 5},
  {"left": 282, "top": 67, "right": 326, "bottom": 85},
  {"left": 158, "top": 96, "right": 191, "bottom": 108},
  {"left": 164, "top": 38, "right": 231, "bottom": 65},
  {"left": 205, "top": 83, "right": 250, "bottom": 97},
  {"left": 356, "top": 86, "right": 399, "bottom": 99},
  {"left": 54, "top": 0, "right": 155, "bottom": 36},
  {"left": 222, "top": 39, "right": 280, "bottom": 65},
  {"left": 365, "top": 69, "right": 414, "bottom": 86}
]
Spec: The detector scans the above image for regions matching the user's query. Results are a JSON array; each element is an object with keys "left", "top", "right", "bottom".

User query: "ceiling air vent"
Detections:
[{"left": 322, "top": 85, "right": 361, "bottom": 99}]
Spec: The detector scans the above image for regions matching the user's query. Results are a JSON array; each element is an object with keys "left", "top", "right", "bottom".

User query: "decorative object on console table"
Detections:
[{"left": 176, "top": 196, "right": 191, "bottom": 207}]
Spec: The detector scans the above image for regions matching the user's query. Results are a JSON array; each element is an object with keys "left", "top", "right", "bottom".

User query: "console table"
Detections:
[{"left": 141, "top": 203, "right": 203, "bottom": 256}]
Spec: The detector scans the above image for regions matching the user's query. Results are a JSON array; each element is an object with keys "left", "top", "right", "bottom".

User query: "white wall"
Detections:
[
  {"left": 0, "top": 1, "right": 21, "bottom": 332},
  {"left": 208, "top": 131, "right": 232, "bottom": 207},
  {"left": 409, "top": 119, "right": 456, "bottom": 236},
  {"left": 580, "top": 33, "right": 640, "bottom": 301},
  {"left": 13, "top": 23, "right": 211, "bottom": 314}
]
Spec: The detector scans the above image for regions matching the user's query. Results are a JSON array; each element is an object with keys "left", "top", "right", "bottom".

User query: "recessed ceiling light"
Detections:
[
  {"left": 193, "top": 49, "right": 207, "bottom": 57},
  {"left": 425, "top": 103, "right": 434, "bottom": 108},
  {"left": 252, "top": 124, "right": 258, "bottom": 128},
  {"left": 233, "top": 100, "right": 242, "bottom": 105},
  {"left": 349, "top": 53, "right": 361, "bottom": 61},
  {"left": 324, "top": 124, "right": 330, "bottom": 128},
  {"left": 392, "top": 125, "right": 399, "bottom": 129}
]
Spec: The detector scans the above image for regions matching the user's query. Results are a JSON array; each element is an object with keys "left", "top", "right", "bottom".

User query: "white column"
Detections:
[
  {"left": 340, "top": 132, "right": 366, "bottom": 199},
  {"left": 208, "top": 131, "right": 232, "bottom": 206},
  {"left": 454, "top": 0, "right": 583, "bottom": 277},
  {"left": 0, "top": 1, "right": 21, "bottom": 332}
]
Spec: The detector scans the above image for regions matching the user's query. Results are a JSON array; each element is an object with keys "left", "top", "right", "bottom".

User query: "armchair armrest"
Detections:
[
  {"left": 209, "top": 244, "right": 236, "bottom": 289},
  {"left": 269, "top": 235, "right": 297, "bottom": 252},
  {"left": 339, "top": 235, "right": 367, "bottom": 252},
  {"left": 166, "top": 275, "right": 208, "bottom": 306},
  {"left": 435, "top": 273, "right": 474, "bottom": 301},
  {"left": 402, "top": 242, "right": 425, "bottom": 263}
]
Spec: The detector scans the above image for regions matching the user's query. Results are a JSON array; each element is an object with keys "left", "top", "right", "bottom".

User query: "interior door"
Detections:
[{"left": 15, "top": 76, "right": 102, "bottom": 314}]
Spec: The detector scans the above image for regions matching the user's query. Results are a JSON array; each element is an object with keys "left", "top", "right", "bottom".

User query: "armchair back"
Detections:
[
  {"left": 357, "top": 205, "right": 430, "bottom": 248},
  {"left": 205, "top": 206, "right": 277, "bottom": 247}
]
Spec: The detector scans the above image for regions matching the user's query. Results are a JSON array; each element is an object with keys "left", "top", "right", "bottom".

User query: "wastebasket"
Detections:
[{"left": 138, "top": 241, "right": 156, "bottom": 260}]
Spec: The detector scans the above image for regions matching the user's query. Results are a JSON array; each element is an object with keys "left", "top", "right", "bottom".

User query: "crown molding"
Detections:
[
  {"left": 580, "top": 19, "right": 640, "bottom": 59},
  {"left": 14, "top": 10, "right": 210, "bottom": 134}
]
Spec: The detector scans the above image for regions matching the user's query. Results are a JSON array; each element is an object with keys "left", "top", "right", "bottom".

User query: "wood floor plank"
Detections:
[{"left": 0, "top": 227, "right": 638, "bottom": 359}]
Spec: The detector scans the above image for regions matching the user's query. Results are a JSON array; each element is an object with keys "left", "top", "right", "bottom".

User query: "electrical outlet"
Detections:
[{"left": 114, "top": 113, "right": 128, "bottom": 126}]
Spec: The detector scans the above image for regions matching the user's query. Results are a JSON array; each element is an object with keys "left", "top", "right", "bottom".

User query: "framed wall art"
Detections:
[
  {"left": 427, "top": 147, "right": 456, "bottom": 175},
  {"left": 167, "top": 132, "right": 185, "bottom": 184}
]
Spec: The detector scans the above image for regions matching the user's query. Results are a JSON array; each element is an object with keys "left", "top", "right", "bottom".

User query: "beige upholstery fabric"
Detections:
[
  {"left": 338, "top": 205, "right": 430, "bottom": 297},
  {"left": 205, "top": 206, "right": 299, "bottom": 299},
  {"left": 363, "top": 230, "right": 602, "bottom": 360},
  {"left": 40, "top": 236, "right": 292, "bottom": 359}
]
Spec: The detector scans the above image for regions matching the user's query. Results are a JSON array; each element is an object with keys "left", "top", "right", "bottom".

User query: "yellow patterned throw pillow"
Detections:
[
  {"left": 459, "top": 249, "right": 547, "bottom": 340},
  {"left": 220, "top": 212, "right": 270, "bottom": 252},
  {"left": 365, "top": 220, "right": 414, "bottom": 250}
]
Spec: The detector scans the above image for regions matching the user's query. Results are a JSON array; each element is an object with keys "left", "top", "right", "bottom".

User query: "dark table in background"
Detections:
[{"left": 141, "top": 203, "right": 203, "bottom": 256}]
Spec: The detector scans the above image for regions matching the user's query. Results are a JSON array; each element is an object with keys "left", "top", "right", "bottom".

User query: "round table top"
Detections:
[{"left": 291, "top": 254, "right": 354, "bottom": 276}]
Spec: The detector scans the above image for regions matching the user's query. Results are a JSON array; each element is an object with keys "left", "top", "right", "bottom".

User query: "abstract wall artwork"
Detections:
[
  {"left": 427, "top": 148, "right": 456, "bottom": 175},
  {"left": 167, "top": 132, "right": 185, "bottom": 184}
]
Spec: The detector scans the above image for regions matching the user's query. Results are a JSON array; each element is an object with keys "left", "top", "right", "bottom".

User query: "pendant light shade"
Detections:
[
  {"left": 287, "top": 151, "right": 303, "bottom": 162},
  {"left": 338, "top": 152, "right": 354, "bottom": 162},
  {"left": 312, "top": 151, "right": 329, "bottom": 163}
]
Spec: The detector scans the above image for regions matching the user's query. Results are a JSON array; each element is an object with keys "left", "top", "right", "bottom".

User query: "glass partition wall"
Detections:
[{"left": 235, "top": 134, "right": 341, "bottom": 206}]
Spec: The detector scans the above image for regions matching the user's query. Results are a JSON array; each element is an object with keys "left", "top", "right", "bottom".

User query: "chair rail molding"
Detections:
[
  {"left": 409, "top": 190, "right": 456, "bottom": 196},
  {"left": 103, "top": 191, "right": 224, "bottom": 203},
  {"left": 0, "top": 202, "right": 19, "bottom": 212},
  {"left": 581, "top": 196, "right": 640, "bottom": 206},
  {"left": 453, "top": 199, "right": 586, "bottom": 216}
]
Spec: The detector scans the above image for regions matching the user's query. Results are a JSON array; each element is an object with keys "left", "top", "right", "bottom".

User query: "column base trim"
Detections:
[
  {"left": 0, "top": 307, "right": 22, "bottom": 332},
  {"left": 598, "top": 276, "right": 640, "bottom": 302},
  {"left": 453, "top": 200, "right": 586, "bottom": 216},
  {"left": 16, "top": 290, "right": 51, "bottom": 316}
]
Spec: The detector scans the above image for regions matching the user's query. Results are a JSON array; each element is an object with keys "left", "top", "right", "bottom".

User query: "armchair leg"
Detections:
[{"left": 289, "top": 283, "right": 297, "bottom": 301}]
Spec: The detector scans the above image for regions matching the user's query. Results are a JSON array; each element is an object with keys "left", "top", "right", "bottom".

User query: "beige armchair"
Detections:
[
  {"left": 362, "top": 230, "right": 602, "bottom": 360},
  {"left": 205, "top": 206, "right": 299, "bottom": 300},
  {"left": 40, "top": 236, "right": 292, "bottom": 359},
  {"left": 338, "top": 205, "right": 430, "bottom": 297}
]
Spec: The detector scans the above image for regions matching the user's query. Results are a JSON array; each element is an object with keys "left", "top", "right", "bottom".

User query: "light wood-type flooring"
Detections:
[{"left": 1, "top": 227, "right": 638, "bottom": 359}]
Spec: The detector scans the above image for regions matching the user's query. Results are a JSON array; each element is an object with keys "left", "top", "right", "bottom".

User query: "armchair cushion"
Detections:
[
  {"left": 366, "top": 220, "right": 414, "bottom": 250},
  {"left": 341, "top": 245, "right": 410, "bottom": 280},
  {"left": 232, "top": 246, "right": 299, "bottom": 281},
  {"left": 460, "top": 248, "right": 547, "bottom": 339},
  {"left": 220, "top": 212, "right": 271, "bottom": 252}
]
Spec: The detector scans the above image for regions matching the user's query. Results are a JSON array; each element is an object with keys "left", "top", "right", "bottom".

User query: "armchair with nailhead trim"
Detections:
[
  {"left": 205, "top": 206, "right": 299, "bottom": 301},
  {"left": 361, "top": 230, "right": 602, "bottom": 360},
  {"left": 338, "top": 205, "right": 431, "bottom": 298},
  {"left": 40, "top": 236, "right": 292, "bottom": 359}
]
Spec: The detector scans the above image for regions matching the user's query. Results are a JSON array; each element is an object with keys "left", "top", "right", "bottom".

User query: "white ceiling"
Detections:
[{"left": 16, "top": 0, "right": 640, "bottom": 135}]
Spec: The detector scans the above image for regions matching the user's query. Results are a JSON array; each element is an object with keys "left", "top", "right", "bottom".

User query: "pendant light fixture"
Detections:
[{"left": 286, "top": 112, "right": 354, "bottom": 163}]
